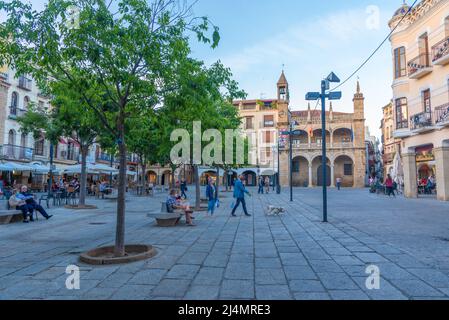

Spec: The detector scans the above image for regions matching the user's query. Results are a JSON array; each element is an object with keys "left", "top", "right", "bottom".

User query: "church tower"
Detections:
[
  {"left": 352, "top": 80, "right": 366, "bottom": 188},
  {"left": 277, "top": 70, "right": 290, "bottom": 187},
  {"left": 277, "top": 70, "right": 289, "bottom": 127}
]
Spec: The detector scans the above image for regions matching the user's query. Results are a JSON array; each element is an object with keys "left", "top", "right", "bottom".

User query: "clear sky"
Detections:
[{"left": 5, "top": 0, "right": 408, "bottom": 138}]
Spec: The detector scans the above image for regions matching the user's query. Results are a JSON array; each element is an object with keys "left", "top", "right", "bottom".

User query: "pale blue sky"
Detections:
[{"left": 5, "top": 0, "right": 408, "bottom": 138}]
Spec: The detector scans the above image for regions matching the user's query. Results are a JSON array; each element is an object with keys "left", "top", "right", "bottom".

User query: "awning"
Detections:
[
  {"left": 260, "top": 169, "right": 277, "bottom": 176},
  {"left": 59, "top": 138, "right": 68, "bottom": 145},
  {"left": 68, "top": 138, "right": 80, "bottom": 148},
  {"left": 0, "top": 162, "right": 33, "bottom": 172}
]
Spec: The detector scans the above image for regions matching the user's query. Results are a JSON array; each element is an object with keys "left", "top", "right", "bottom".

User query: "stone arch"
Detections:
[
  {"left": 161, "top": 169, "right": 172, "bottom": 186},
  {"left": 291, "top": 129, "right": 308, "bottom": 146},
  {"left": 332, "top": 128, "right": 353, "bottom": 146},
  {"left": 241, "top": 170, "right": 257, "bottom": 186},
  {"left": 333, "top": 154, "right": 355, "bottom": 187},
  {"left": 311, "top": 129, "right": 331, "bottom": 145},
  {"left": 200, "top": 170, "right": 217, "bottom": 185},
  {"left": 147, "top": 170, "right": 158, "bottom": 185},
  {"left": 292, "top": 155, "right": 309, "bottom": 187},
  {"left": 312, "top": 155, "right": 331, "bottom": 187}
]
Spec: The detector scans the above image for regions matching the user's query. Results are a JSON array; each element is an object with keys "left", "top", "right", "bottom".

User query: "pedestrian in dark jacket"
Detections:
[{"left": 231, "top": 175, "right": 251, "bottom": 217}]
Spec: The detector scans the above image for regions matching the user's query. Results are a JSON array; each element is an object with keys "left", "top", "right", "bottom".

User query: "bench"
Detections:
[
  {"left": 148, "top": 202, "right": 183, "bottom": 227},
  {"left": 104, "top": 190, "right": 119, "bottom": 200},
  {"left": 0, "top": 210, "right": 25, "bottom": 225}
]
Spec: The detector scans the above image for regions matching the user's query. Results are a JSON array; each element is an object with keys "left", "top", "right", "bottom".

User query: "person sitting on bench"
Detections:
[
  {"left": 166, "top": 189, "right": 195, "bottom": 227},
  {"left": 17, "top": 185, "right": 53, "bottom": 221},
  {"left": 9, "top": 189, "right": 33, "bottom": 223}
]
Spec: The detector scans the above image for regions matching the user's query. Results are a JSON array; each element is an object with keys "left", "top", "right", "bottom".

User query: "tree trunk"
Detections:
[
  {"left": 114, "top": 118, "right": 127, "bottom": 257},
  {"left": 79, "top": 146, "right": 88, "bottom": 206},
  {"left": 194, "top": 165, "right": 200, "bottom": 211},
  {"left": 141, "top": 162, "right": 146, "bottom": 195}
]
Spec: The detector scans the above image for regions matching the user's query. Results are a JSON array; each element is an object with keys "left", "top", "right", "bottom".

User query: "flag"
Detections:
[
  {"left": 309, "top": 127, "right": 313, "bottom": 138},
  {"left": 350, "top": 125, "right": 354, "bottom": 142}
]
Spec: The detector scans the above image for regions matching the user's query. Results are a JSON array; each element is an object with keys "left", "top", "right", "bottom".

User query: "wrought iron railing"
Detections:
[
  {"left": 408, "top": 53, "right": 431, "bottom": 77},
  {"left": 432, "top": 37, "right": 449, "bottom": 62},
  {"left": 0, "top": 144, "right": 34, "bottom": 161},
  {"left": 9, "top": 106, "right": 27, "bottom": 118},
  {"left": 435, "top": 102, "right": 449, "bottom": 124},
  {"left": 410, "top": 111, "right": 433, "bottom": 130}
]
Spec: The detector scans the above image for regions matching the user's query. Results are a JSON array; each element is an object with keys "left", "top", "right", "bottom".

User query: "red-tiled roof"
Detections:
[{"left": 291, "top": 110, "right": 351, "bottom": 117}]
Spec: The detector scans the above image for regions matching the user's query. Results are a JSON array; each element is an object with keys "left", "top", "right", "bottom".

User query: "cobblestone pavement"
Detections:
[{"left": 1, "top": 187, "right": 449, "bottom": 300}]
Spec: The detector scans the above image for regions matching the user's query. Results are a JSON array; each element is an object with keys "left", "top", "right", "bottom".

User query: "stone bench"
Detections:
[
  {"left": 148, "top": 202, "right": 184, "bottom": 227},
  {"left": 104, "top": 190, "right": 119, "bottom": 200},
  {"left": 0, "top": 210, "right": 24, "bottom": 225}
]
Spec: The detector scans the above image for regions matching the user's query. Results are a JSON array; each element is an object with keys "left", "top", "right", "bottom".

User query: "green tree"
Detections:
[
  {"left": 0, "top": 0, "right": 220, "bottom": 257},
  {"left": 161, "top": 60, "right": 246, "bottom": 210}
]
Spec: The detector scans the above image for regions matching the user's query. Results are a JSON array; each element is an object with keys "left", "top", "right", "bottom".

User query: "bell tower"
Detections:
[
  {"left": 277, "top": 70, "right": 289, "bottom": 127},
  {"left": 352, "top": 80, "right": 366, "bottom": 188}
]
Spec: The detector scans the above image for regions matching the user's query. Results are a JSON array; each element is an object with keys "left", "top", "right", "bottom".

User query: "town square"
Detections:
[{"left": 0, "top": 0, "right": 449, "bottom": 303}]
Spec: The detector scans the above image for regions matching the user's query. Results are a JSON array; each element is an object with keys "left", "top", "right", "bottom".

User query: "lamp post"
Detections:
[
  {"left": 306, "top": 72, "right": 342, "bottom": 223},
  {"left": 276, "top": 131, "right": 281, "bottom": 194},
  {"left": 280, "top": 122, "right": 300, "bottom": 201},
  {"left": 48, "top": 143, "right": 54, "bottom": 198}
]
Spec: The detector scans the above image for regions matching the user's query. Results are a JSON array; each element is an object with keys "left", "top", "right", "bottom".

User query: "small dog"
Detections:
[{"left": 266, "top": 205, "right": 286, "bottom": 216}]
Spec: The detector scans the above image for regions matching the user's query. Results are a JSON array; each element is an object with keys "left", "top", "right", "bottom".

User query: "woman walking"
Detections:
[{"left": 206, "top": 179, "right": 217, "bottom": 216}]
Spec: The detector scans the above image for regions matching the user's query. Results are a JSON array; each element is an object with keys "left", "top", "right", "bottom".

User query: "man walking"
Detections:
[
  {"left": 257, "top": 176, "right": 264, "bottom": 194},
  {"left": 231, "top": 175, "right": 251, "bottom": 217},
  {"left": 180, "top": 179, "right": 188, "bottom": 199}
]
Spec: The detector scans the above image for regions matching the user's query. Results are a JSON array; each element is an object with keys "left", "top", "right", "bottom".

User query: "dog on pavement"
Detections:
[{"left": 266, "top": 205, "right": 286, "bottom": 216}]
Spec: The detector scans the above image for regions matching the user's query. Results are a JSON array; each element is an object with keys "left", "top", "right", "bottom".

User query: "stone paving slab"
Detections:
[{"left": 1, "top": 188, "right": 449, "bottom": 300}]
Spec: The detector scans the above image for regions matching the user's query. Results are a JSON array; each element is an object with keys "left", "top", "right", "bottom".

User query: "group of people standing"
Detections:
[{"left": 257, "top": 176, "right": 272, "bottom": 195}]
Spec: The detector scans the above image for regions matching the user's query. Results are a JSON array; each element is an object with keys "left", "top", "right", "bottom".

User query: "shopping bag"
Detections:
[{"left": 216, "top": 199, "right": 220, "bottom": 208}]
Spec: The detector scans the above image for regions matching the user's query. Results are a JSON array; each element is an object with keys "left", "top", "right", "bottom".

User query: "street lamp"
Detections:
[
  {"left": 306, "top": 72, "right": 342, "bottom": 223},
  {"left": 272, "top": 145, "right": 276, "bottom": 191}
]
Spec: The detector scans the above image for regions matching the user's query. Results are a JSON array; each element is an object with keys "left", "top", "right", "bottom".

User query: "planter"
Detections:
[
  {"left": 80, "top": 244, "right": 157, "bottom": 265},
  {"left": 65, "top": 205, "right": 98, "bottom": 210}
]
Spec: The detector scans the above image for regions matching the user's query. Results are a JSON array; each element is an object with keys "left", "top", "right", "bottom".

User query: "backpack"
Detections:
[{"left": 9, "top": 195, "right": 25, "bottom": 208}]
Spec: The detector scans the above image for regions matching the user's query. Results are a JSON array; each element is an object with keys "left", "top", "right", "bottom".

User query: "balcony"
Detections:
[
  {"left": 410, "top": 111, "right": 434, "bottom": 132},
  {"left": 18, "top": 76, "right": 32, "bottom": 90},
  {"left": 408, "top": 54, "right": 433, "bottom": 79},
  {"left": 96, "top": 153, "right": 116, "bottom": 163},
  {"left": 8, "top": 106, "right": 27, "bottom": 119},
  {"left": 55, "top": 150, "right": 79, "bottom": 162},
  {"left": 434, "top": 102, "right": 449, "bottom": 127},
  {"left": 383, "top": 152, "right": 395, "bottom": 164},
  {"left": 432, "top": 37, "right": 449, "bottom": 66},
  {"left": 261, "top": 121, "right": 276, "bottom": 128},
  {"left": 0, "top": 145, "right": 34, "bottom": 161},
  {"left": 333, "top": 142, "right": 354, "bottom": 149}
]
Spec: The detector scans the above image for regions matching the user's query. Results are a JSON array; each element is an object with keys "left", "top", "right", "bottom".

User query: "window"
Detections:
[
  {"left": 24, "top": 96, "right": 30, "bottom": 109},
  {"left": 10, "top": 92, "right": 18, "bottom": 115},
  {"left": 394, "top": 47, "right": 407, "bottom": 78},
  {"left": 395, "top": 98, "right": 408, "bottom": 129},
  {"left": 264, "top": 131, "right": 272, "bottom": 143},
  {"left": 423, "top": 89, "right": 431, "bottom": 114},
  {"left": 245, "top": 117, "right": 253, "bottom": 130},
  {"left": 34, "top": 135, "right": 45, "bottom": 156},
  {"left": 264, "top": 115, "right": 274, "bottom": 127},
  {"left": 344, "top": 163, "right": 353, "bottom": 176}
]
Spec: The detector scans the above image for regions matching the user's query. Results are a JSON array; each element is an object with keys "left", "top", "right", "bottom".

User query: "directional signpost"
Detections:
[{"left": 306, "top": 72, "right": 342, "bottom": 223}]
